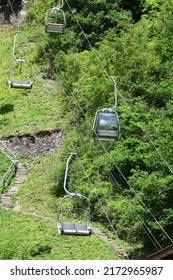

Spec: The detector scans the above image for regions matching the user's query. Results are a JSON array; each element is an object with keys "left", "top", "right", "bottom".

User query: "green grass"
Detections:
[
  {"left": 0, "top": 152, "right": 12, "bottom": 192},
  {"left": 0, "top": 153, "right": 120, "bottom": 260},
  {"left": 0, "top": 149, "right": 124, "bottom": 260},
  {"left": 0, "top": 153, "right": 11, "bottom": 178},
  {"left": 0, "top": 24, "right": 126, "bottom": 260},
  {"left": 0, "top": 25, "right": 63, "bottom": 137},
  {"left": 0, "top": 210, "right": 118, "bottom": 260}
]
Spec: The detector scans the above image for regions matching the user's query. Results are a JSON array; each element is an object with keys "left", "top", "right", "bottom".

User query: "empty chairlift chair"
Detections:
[
  {"left": 45, "top": 7, "right": 66, "bottom": 34},
  {"left": 93, "top": 108, "right": 120, "bottom": 141},
  {"left": 57, "top": 153, "right": 92, "bottom": 236},
  {"left": 8, "top": 59, "right": 33, "bottom": 89},
  {"left": 57, "top": 194, "right": 92, "bottom": 236}
]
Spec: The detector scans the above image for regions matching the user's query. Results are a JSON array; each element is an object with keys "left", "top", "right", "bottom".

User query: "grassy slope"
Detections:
[
  {"left": 0, "top": 25, "right": 62, "bottom": 137},
  {"left": 0, "top": 210, "right": 117, "bottom": 260},
  {"left": 0, "top": 25, "right": 122, "bottom": 260},
  {"left": 0, "top": 153, "right": 119, "bottom": 260}
]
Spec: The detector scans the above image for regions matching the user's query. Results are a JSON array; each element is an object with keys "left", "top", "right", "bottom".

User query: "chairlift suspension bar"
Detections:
[
  {"left": 12, "top": 31, "right": 22, "bottom": 60},
  {"left": 63, "top": 153, "right": 82, "bottom": 197},
  {"left": 56, "top": 0, "right": 64, "bottom": 9}
]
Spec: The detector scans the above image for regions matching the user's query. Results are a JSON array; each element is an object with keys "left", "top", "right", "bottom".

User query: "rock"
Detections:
[{"left": 1, "top": 129, "right": 63, "bottom": 158}]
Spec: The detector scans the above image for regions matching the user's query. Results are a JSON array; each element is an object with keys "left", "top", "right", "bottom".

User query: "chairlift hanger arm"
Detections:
[
  {"left": 63, "top": 152, "right": 80, "bottom": 196},
  {"left": 50, "top": 0, "right": 65, "bottom": 11},
  {"left": 56, "top": 0, "right": 64, "bottom": 9},
  {"left": 12, "top": 31, "right": 22, "bottom": 60}
]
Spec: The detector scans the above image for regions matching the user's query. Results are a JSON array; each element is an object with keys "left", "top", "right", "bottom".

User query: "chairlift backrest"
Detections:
[{"left": 59, "top": 223, "right": 91, "bottom": 236}]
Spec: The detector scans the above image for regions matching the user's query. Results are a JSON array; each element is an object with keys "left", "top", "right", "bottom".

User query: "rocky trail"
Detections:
[{"left": 93, "top": 228, "right": 128, "bottom": 258}]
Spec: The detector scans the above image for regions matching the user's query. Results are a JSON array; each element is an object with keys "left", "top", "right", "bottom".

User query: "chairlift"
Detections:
[
  {"left": 57, "top": 194, "right": 92, "bottom": 236},
  {"left": 45, "top": 7, "right": 66, "bottom": 34},
  {"left": 92, "top": 77, "right": 120, "bottom": 141},
  {"left": 8, "top": 59, "right": 33, "bottom": 89},
  {"left": 57, "top": 153, "right": 92, "bottom": 236},
  {"left": 93, "top": 108, "right": 120, "bottom": 141}
]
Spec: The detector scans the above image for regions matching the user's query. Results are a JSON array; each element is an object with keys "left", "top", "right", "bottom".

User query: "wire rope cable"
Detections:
[
  {"left": 31, "top": 2, "right": 173, "bottom": 251},
  {"left": 28, "top": 4, "right": 130, "bottom": 258},
  {"left": 63, "top": 0, "right": 173, "bottom": 243},
  {"left": 64, "top": 0, "right": 173, "bottom": 175},
  {"left": 30, "top": 12, "right": 168, "bottom": 255},
  {"left": 5, "top": 0, "right": 172, "bottom": 258},
  {"left": 7, "top": 0, "right": 20, "bottom": 29}
]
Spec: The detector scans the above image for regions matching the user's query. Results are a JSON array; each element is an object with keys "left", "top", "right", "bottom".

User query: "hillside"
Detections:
[{"left": 0, "top": 0, "right": 173, "bottom": 260}]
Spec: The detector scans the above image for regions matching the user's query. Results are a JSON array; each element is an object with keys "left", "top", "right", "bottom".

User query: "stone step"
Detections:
[{"left": 93, "top": 228, "right": 128, "bottom": 258}]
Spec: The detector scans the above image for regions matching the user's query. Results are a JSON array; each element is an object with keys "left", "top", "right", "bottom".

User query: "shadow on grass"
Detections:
[{"left": 0, "top": 104, "right": 14, "bottom": 115}]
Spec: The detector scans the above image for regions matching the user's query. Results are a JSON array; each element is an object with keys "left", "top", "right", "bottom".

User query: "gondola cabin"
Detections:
[
  {"left": 8, "top": 59, "right": 33, "bottom": 89},
  {"left": 93, "top": 108, "right": 120, "bottom": 141},
  {"left": 45, "top": 8, "right": 66, "bottom": 34}
]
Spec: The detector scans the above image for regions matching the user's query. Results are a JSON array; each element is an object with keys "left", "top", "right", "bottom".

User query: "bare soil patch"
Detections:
[{"left": 1, "top": 129, "right": 63, "bottom": 158}]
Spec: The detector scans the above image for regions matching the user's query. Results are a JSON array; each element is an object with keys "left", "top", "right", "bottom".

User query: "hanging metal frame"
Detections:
[
  {"left": 8, "top": 59, "right": 33, "bottom": 89},
  {"left": 45, "top": 1, "right": 66, "bottom": 34},
  {"left": 8, "top": 31, "right": 33, "bottom": 89},
  {"left": 92, "top": 76, "right": 120, "bottom": 141},
  {"left": 57, "top": 153, "right": 92, "bottom": 236}
]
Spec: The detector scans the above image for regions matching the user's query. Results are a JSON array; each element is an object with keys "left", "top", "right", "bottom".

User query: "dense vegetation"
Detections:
[
  {"left": 0, "top": 152, "right": 12, "bottom": 192},
  {"left": 0, "top": 0, "right": 173, "bottom": 259}
]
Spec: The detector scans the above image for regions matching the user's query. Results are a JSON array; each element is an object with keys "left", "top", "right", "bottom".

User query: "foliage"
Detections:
[
  {"left": 0, "top": 0, "right": 23, "bottom": 16},
  {"left": 0, "top": 0, "right": 173, "bottom": 260},
  {"left": 0, "top": 154, "right": 119, "bottom": 260},
  {"left": 0, "top": 209, "right": 117, "bottom": 260},
  {"left": 52, "top": 0, "right": 173, "bottom": 258},
  {"left": 26, "top": 0, "right": 133, "bottom": 52},
  {"left": 0, "top": 152, "right": 12, "bottom": 192}
]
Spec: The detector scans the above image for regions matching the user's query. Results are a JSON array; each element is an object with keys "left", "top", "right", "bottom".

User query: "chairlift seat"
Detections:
[
  {"left": 45, "top": 23, "right": 65, "bottom": 33},
  {"left": 58, "top": 222, "right": 91, "bottom": 236},
  {"left": 96, "top": 130, "right": 119, "bottom": 140},
  {"left": 9, "top": 80, "right": 32, "bottom": 89}
]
